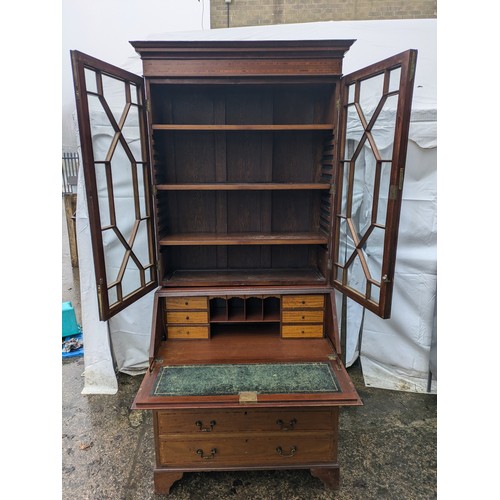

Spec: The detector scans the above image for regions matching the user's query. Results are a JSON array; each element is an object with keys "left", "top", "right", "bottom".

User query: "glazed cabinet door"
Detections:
[
  {"left": 71, "top": 51, "right": 157, "bottom": 320},
  {"left": 332, "top": 50, "right": 417, "bottom": 319}
]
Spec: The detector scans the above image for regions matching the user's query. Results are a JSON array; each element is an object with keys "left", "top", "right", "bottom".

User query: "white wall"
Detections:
[{"left": 62, "top": 0, "right": 210, "bottom": 150}]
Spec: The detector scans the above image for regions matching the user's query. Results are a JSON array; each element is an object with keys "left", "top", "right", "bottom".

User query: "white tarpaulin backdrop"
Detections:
[{"left": 75, "top": 19, "right": 436, "bottom": 394}]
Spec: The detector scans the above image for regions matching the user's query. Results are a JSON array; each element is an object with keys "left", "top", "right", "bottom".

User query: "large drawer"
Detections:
[
  {"left": 156, "top": 408, "right": 336, "bottom": 435},
  {"left": 158, "top": 433, "right": 335, "bottom": 467}
]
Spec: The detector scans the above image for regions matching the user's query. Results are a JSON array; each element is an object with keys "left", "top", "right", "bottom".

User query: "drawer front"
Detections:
[
  {"left": 168, "top": 326, "right": 209, "bottom": 339},
  {"left": 158, "top": 434, "right": 335, "bottom": 467},
  {"left": 166, "top": 311, "right": 209, "bottom": 324},
  {"left": 282, "top": 310, "right": 324, "bottom": 323},
  {"left": 282, "top": 295, "right": 324, "bottom": 309},
  {"left": 156, "top": 408, "right": 335, "bottom": 435},
  {"left": 165, "top": 297, "right": 208, "bottom": 311},
  {"left": 281, "top": 324, "right": 324, "bottom": 338}
]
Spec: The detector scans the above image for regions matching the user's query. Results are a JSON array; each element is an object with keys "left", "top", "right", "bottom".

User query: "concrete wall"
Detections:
[{"left": 211, "top": 0, "right": 436, "bottom": 29}]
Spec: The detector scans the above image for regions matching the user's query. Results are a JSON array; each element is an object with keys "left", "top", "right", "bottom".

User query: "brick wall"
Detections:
[{"left": 210, "top": 0, "right": 436, "bottom": 29}]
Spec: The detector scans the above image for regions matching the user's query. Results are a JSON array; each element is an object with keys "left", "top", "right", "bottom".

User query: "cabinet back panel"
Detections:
[
  {"left": 150, "top": 84, "right": 334, "bottom": 125},
  {"left": 160, "top": 132, "right": 217, "bottom": 183},
  {"left": 162, "top": 192, "right": 217, "bottom": 233},
  {"left": 158, "top": 192, "right": 322, "bottom": 235},
  {"left": 226, "top": 132, "right": 268, "bottom": 182},
  {"left": 225, "top": 88, "right": 273, "bottom": 124},
  {"left": 272, "top": 132, "right": 325, "bottom": 182},
  {"left": 161, "top": 245, "right": 325, "bottom": 275}
]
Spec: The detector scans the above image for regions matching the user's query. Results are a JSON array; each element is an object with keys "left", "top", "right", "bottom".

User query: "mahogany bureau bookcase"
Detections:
[{"left": 71, "top": 40, "right": 417, "bottom": 494}]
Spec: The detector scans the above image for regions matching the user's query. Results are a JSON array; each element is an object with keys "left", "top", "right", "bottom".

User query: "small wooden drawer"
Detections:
[
  {"left": 282, "top": 295, "right": 324, "bottom": 310},
  {"left": 281, "top": 324, "right": 324, "bottom": 338},
  {"left": 166, "top": 311, "right": 209, "bottom": 324},
  {"left": 168, "top": 326, "right": 209, "bottom": 339},
  {"left": 158, "top": 433, "right": 335, "bottom": 467},
  {"left": 165, "top": 297, "right": 208, "bottom": 311},
  {"left": 282, "top": 309, "right": 324, "bottom": 323},
  {"left": 156, "top": 408, "right": 335, "bottom": 435}
]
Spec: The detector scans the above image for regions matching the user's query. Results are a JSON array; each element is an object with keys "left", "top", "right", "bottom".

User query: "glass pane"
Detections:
[
  {"left": 340, "top": 162, "right": 350, "bottom": 217},
  {"left": 347, "top": 83, "right": 355, "bottom": 104},
  {"left": 388, "top": 67, "right": 401, "bottom": 93},
  {"left": 344, "top": 105, "right": 363, "bottom": 160},
  {"left": 108, "top": 285, "right": 118, "bottom": 307},
  {"left": 87, "top": 94, "right": 114, "bottom": 162},
  {"left": 84, "top": 68, "right": 98, "bottom": 93},
  {"left": 122, "top": 105, "right": 143, "bottom": 162},
  {"left": 95, "top": 163, "right": 111, "bottom": 228},
  {"left": 359, "top": 73, "right": 384, "bottom": 124},
  {"left": 364, "top": 225, "right": 385, "bottom": 283},
  {"left": 356, "top": 149, "right": 377, "bottom": 229},
  {"left": 371, "top": 94, "right": 399, "bottom": 161},
  {"left": 136, "top": 164, "right": 147, "bottom": 219},
  {"left": 102, "top": 227, "right": 123, "bottom": 286},
  {"left": 346, "top": 253, "right": 367, "bottom": 296},
  {"left": 376, "top": 162, "right": 392, "bottom": 225},
  {"left": 121, "top": 259, "right": 142, "bottom": 299},
  {"left": 132, "top": 219, "right": 152, "bottom": 269},
  {"left": 110, "top": 141, "right": 136, "bottom": 243},
  {"left": 130, "top": 83, "right": 139, "bottom": 105},
  {"left": 337, "top": 217, "right": 349, "bottom": 266},
  {"left": 102, "top": 74, "right": 127, "bottom": 124},
  {"left": 336, "top": 266, "right": 344, "bottom": 283},
  {"left": 369, "top": 284, "right": 380, "bottom": 303}
]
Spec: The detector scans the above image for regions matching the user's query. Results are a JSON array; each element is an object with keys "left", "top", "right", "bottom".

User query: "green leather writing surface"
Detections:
[{"left": 152, "top": 362, "right": 340, "bottom": 396}]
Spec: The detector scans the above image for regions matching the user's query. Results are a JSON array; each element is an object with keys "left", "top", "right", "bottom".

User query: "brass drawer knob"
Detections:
[
  {"left": 276, "top": 418, "right": 297, "bottom": 431},
  {"left": 276, "top": 446, "right": 297, "bottom": 457},
  {"left": 196, "top": 448, "right": 217, "bottom": 460},
  {"left": 195, "top": 420, "right": 216, "bottom": 432}
]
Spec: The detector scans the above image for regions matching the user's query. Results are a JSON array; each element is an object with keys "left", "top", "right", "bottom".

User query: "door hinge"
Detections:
[
  {"left": 327, "top": 258, "right": 333, "bottom": 271},
  {"left": 146, "top": 98, "right": 151, "bottom": 113},
  {"left": 330, "top": 184, "right": 335, "bottom": 196}
]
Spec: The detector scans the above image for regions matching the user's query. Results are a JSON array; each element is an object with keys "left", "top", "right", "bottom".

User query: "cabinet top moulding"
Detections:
[
  {"left": 130, "top": 39, "right": 356, "bottom": 78},
  {"left": 151, "top": 124, "right": 333, "bottom": 131},
  {"left": 156, "top": 183, "right": 331, "bottom": 191}
]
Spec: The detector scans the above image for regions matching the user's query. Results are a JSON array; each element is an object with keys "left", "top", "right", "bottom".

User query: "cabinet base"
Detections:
[
  {"left": 310, "top": 466, "right": 340, "bottom": 489},
  {"left": 154, "top": 469, "right": 184, "bottom": 495},
  {"left": 153, "top": 467, "right": 340, "bottom": 495}
]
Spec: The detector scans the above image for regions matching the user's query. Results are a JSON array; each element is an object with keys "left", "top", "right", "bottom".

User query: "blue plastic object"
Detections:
[
  {"left": 62, "top": 333, "right": 84, "bottom": 358},
  {"left": 62, "top": 301, "right": 80, "bottom": 338}
]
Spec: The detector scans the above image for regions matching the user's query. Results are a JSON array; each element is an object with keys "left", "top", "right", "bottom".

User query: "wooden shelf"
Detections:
[
  {"left": 159, "top": 232, "right": 328, "bottom": 246},
  {"left": 152, "top": 124, "right": 333, "bottom": 131},
  {"left": 163, "top": 269, "right": 326, "bottom": 287},
  {"left": 156, "top": 183, "right": 331, "bottom": 191}
]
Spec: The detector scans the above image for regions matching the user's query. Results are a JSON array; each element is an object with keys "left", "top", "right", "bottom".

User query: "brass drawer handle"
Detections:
[
  {"left": 195, "top": 420, "right": 216, "bottom": 432},
  {"left": 196, "top": 448, "right": 217, "bottom": 460},
  {"left": 276, "top": 446, "right": 297, "bottom": 457},
  {"left": 276, "top": 418, "right": 297, "bottom": 431}
]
